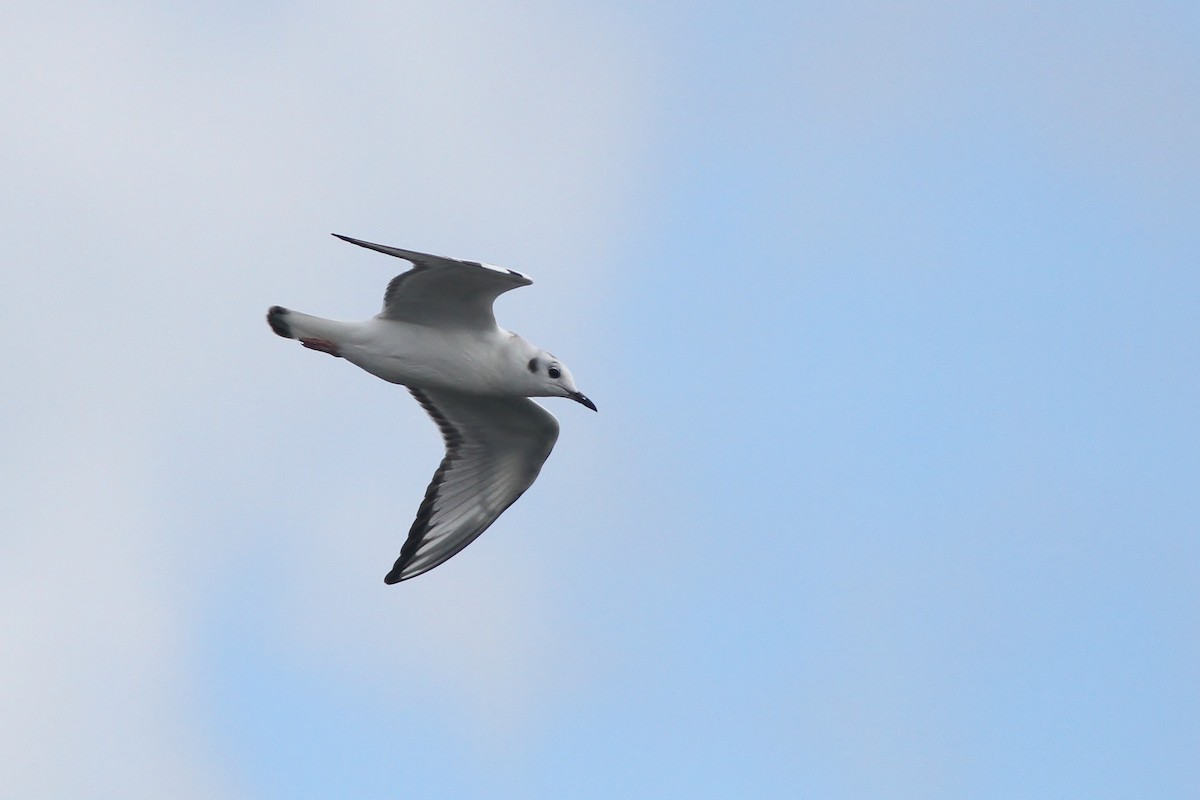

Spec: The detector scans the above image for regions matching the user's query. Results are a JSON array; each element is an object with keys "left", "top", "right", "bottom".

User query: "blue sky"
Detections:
[{"left": 2, "top": 2, "right": 1197, "bottom": 798}]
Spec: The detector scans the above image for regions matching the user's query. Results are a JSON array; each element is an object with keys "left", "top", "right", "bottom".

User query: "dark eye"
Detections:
[{"left": 548, "top": 366, "right": 561, "bottom": 379}]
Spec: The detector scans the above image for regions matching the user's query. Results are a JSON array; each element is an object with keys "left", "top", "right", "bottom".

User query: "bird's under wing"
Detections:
[
  {"left": 333, "top": 233, "right": 532, "bottom": 332},
  {"left": 386, "top": 388, "right": 561, "bottom": 583}
]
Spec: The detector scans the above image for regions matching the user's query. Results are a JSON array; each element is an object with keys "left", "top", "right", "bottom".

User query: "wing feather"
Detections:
[
  {"left": 386, "top": 388, "right": 560, "bottom": 583},
  {"left": 333, "top": 233, "right": 532, "bottom": 331}
]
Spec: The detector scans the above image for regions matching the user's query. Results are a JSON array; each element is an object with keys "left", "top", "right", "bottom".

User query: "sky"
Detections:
[{"left": 2, "top": 1, "right": 1197, "bottom": 798}]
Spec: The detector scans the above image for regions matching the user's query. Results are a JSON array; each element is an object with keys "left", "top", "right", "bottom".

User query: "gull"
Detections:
[{"left": 267, "top": 234, "right": 595, "bottom": 584}]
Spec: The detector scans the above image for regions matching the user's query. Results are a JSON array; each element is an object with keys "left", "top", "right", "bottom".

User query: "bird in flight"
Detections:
[{"left": 267, "top": 234, "right": 595, "bottom": 583}]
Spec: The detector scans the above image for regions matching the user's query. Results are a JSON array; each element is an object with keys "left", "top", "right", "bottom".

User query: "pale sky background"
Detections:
[{"left": 2, "top": 2, "right": 1198, "bottom": 798}]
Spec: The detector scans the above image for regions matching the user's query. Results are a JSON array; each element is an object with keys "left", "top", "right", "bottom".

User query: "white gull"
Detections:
[{"left": 267, "top": 234, "right": 595, "bottom": 584}]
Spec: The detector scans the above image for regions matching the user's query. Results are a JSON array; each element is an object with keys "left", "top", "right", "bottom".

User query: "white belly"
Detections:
[{"left": 340, "top": 318, "right": 509, "bottom": 393}]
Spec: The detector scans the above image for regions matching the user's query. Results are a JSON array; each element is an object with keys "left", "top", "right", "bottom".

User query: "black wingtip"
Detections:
[
  {"left": 332, "top": 232, "right": 385, "bottom": 255},
  {"left": 267, "top": 305, "right": 292, "bottom": 338},
  {"left": 384, "top": 569, "right": 404, "bottom": 585}
]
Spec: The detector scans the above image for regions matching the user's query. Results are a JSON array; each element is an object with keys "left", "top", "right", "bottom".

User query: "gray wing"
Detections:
[
  {"left": 333, "top": 233, "right": 532, "bottom": 331},
  {"left": 386, "top": 388, "right": 560, "bottom": 583}
]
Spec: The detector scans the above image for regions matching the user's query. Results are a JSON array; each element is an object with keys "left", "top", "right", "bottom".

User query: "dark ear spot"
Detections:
[{"left": 527, "top": 358, "right": 538, "bottom": 373}]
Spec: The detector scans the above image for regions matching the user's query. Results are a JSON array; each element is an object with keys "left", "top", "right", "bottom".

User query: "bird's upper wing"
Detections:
[
  {"left": 386, "top": 388, "right": 560, "bottom": 583},
  {"left": 333, "top": 233, "right": 532, "bottom": 331}
]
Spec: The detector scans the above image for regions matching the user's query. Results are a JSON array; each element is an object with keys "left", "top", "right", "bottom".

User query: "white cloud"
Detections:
[
  {"left": 0, "top": 429, "right": 244, "bottom": 799},
  {"left": 0, "top": 0, "right": 654, "bottom": 794}
]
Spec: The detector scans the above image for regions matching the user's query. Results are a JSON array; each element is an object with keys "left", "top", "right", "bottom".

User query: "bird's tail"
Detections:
[
  {"left": 266, "top": 305, "right": 295, "bottom": 338},
  {"left": 266, "top": 306, "right": 354, "bottom": 341}
]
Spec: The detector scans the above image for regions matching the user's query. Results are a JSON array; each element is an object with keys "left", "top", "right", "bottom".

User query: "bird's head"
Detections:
[{"left": 524, "top": 350, "right": 596, "bottom": 411}]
